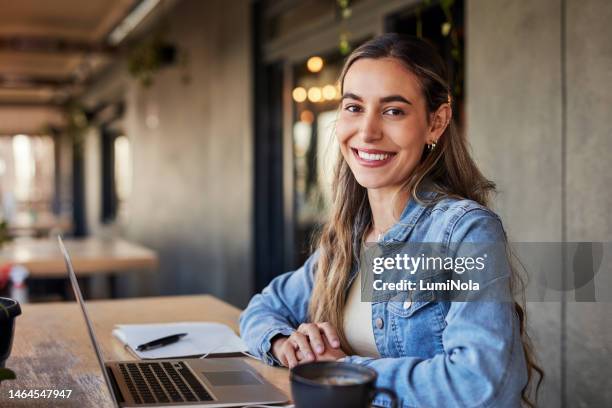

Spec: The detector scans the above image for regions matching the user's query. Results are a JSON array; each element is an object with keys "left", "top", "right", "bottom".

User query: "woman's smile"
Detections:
[{"left": 351, "top": 147, "right": 397, "bottom": 167}]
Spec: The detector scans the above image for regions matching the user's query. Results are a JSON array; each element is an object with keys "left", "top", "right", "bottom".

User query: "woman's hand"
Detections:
[
  {"left": 296, "top": 333, "right": 346, "bottom": 363},
  {"left": 271, "top": 322, "right": 346, "bottom": 368}
]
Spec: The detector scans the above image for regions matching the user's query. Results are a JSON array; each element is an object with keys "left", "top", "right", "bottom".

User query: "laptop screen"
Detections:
[{"left": 58, "top": 235, "right": 120, "bottom": 408}]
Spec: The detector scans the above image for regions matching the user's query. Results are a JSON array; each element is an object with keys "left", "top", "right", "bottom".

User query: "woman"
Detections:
[{"left": 240, "top": 34, "right": 542, "bottom": 407}]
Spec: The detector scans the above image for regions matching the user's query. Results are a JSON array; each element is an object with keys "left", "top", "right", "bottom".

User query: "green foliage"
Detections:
[
  {"left": 38, "top": 101, "right": 89, "bottom": 161},
  {"left": 414, "top": 0, "right": 463, "bottom": 98},
  {"left": 337, "top": 0, "right": 352, "bottom": 55},
  {"left": 0, "top": 304, "right": 17, "bottom": 383},
  {"left": 0, "top": 367, "right": 16, "bottom": 382},
  {"left": 128, "top": 34, "right": 165, "bottom": 88},
  {"left": 127, "top": 30, "right": 182, "bottom": 88},
  {"left": 59, "top": 101, "right": 91, "bottom": 160},
  {"left": 0, "top": 220, "right": 10, "bottom": 248}
]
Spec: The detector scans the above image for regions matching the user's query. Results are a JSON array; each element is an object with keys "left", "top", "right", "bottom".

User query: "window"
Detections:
[
  {"left": 113, "top": 135, "right": 132, "bottom": 221},
  {"left": 0, "top": 134, "right": 55, "bottom": 225},
  {"left": 291, "top": 51, "right": 345, "bottom": 262},
  {"left": 101, "top": 128, "right": 132, "bottom": 224}
]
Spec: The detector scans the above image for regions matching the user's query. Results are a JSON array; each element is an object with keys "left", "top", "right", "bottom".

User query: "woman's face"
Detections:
[{"left": 336, "top": 57, "right": 442, "bottom": 191}]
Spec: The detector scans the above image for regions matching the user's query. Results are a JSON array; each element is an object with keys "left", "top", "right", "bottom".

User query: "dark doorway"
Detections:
[{"left": 252, "top": 1, "right": 287, "bottom": 292}]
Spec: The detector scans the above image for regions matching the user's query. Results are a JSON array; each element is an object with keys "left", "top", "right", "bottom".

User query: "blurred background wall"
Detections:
[
  {"left": 80, "top": 0, "right": 253, "bottom": 305},
  {"left": 467, "top": 0, "right": 612, "bottom": 406}
]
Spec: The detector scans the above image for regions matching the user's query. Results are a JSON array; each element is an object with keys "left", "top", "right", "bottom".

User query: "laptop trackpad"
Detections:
[{"left": 203, "top": 371, "right": 262, "bottom": 386}]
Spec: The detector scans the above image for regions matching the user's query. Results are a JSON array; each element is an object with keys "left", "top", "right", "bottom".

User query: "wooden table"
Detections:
[
  {"left": 7, "top": 214, "right": 72, "bottom": 238},
  {"left": 1, "top": 295, "right": 290, "bottom": 407},
  {"left": 0, "top": 237, "right": 158, "bottom": 278}
]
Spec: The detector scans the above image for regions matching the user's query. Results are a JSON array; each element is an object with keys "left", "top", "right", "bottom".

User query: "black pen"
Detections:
[{"left": 136, "top": 333, "right": 188, "bottom": 351}]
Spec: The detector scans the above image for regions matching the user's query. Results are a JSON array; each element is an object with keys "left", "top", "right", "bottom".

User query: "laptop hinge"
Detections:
[{"left": 106, "top": 365, "right": 125, "bottom": 404}]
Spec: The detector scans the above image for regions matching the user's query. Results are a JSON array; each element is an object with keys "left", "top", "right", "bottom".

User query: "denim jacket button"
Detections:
[{"left": 375, "top": 317, "right": 384, "bottom": 329}]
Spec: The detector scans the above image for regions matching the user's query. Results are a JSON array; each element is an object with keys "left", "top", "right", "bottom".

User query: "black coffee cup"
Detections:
[
  {"left": 0, "top": 297, "right": 21, "bottom": 368},
  {"left": 290, "top": 361, "right": 397, "bottom": 408}
]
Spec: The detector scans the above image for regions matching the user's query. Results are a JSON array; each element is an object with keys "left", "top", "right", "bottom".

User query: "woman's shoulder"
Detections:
[
  {"left": 421, "top": 195, "right": 506, "bottom": 241},
  {"left": 424, "top": 193, "right": 500, "bottom": 220}
]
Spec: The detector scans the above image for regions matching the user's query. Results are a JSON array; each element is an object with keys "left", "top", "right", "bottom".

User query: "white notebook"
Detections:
[{"left": 112, "top": 322, "right": 248, "bottom": 360}]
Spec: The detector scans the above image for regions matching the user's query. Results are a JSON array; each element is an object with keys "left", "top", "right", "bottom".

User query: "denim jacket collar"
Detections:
[
  {"left": 384, "top": 188, "right": 439, "bottom": 243},
  {"left": 347, "top": 186, "right": 440, "bottom": 287}
]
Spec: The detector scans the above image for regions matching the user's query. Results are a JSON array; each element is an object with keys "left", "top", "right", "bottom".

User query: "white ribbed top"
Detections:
[{"left": 343, "top": 271, "right": 381, "bottom": 358}]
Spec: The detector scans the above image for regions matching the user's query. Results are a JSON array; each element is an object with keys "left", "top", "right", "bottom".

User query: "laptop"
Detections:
[{"left": 58, "top": 236, "right": 288, "bottom": 407}]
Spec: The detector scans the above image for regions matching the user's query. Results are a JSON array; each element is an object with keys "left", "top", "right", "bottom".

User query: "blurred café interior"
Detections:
[{"left": 0, "top": 0, "right": 610, "bottom": 406}]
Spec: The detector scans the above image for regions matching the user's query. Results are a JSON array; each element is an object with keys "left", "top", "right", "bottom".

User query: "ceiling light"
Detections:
[
  {"left": 307, "top": 87, "right": 322, "bottom": 103},
  {"left": 322, "top": 84, "right": 336, "bottom": 100},
  {"left": 300, "top": 110, "right": 314, "bottom": 124},
  {"left": 292, "top": 87, "right": 307, "bottom": 103},
  {"left": 307, "top": 56, "right": 324, "bottom": 73},
  {"left": 108, "top": 0, "right": 161, "bottom": 45}
]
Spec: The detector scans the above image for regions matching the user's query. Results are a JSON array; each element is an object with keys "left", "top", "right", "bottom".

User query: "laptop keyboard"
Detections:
[{"left": 118, "top": 361, "right": 213, "bottom": 405}]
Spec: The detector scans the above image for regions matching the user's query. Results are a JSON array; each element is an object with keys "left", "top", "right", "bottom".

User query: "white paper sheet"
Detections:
[{"left": 112, "top": 322, "right": 248, "bottom": 359}]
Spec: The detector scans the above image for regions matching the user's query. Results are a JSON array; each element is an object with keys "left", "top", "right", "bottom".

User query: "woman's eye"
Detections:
[
  {"left": 344, "top": 104, "right": 362, "bottom": 113},
  {"left": 384, "top": 108, "right": 404, "bottom": 116}
]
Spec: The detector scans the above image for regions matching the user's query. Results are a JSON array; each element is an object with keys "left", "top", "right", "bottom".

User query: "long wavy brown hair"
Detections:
[{"left": 308, "top": 33, "right": 543, "bottom": 407}]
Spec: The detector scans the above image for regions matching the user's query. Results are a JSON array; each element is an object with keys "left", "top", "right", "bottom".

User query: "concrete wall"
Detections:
[
  {"left": 467, "top": 0, "right": 611, "bottom": 406},
  {"left": 565, "top": 0, "right": 612, "bottom": 405},
  {"left": 82, "top": 0, "right": 253, "bottom": 307}
]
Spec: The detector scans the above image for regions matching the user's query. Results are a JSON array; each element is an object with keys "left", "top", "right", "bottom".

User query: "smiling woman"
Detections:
[
  {"left": 337, "top": 57, "right": 450, "bottom": 198},
  {"left": 240, "top": 34, "right": 543, "bottom": 408}
]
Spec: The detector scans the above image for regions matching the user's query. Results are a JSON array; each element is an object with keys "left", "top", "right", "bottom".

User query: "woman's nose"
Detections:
[{"left": 359, "top": 113, "right": 382, "bottom": 142}]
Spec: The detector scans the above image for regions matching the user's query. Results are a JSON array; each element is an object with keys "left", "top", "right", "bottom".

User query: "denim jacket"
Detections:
[{"left": 239, "top": 192, "right": 528, "bottom": 408}]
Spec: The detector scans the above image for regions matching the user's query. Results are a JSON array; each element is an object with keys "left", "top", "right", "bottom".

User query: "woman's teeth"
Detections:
[{"left": 357, "top": 150, "right": 391, "bottom": 161}]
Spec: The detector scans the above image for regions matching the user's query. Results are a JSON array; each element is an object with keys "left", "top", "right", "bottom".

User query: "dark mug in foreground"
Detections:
[
  {"left": 0, "top": 297, "right": 21, "bottom": 368},
  {"left": 290, "top": 361, "right": 397, "bottom": 408}
]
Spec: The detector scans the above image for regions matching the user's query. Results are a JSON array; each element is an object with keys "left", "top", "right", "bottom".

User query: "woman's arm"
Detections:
[
  {"left": 239, "top": 251, "right": 318, "bottom": 365},
  {"left": 344, "top": 209, "right": 529, "bottom": 407}
]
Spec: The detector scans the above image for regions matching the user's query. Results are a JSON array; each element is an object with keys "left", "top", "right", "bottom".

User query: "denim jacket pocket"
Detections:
[
  {"left": 386, "top": 286, "right": 446, "bottom": 358},
  {"left": 388, "top": 300, "right": 433, "bottom": 319},
  {"left": 387, "top": 291, "right": 435, "bottom": 318},
  {"left": 386, "top": 275, "right": 436, "bottom": 318}
]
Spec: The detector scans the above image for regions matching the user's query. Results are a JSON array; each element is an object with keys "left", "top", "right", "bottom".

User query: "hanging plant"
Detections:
[
  {"left": 438, "top": 0, "right": 462, "bottom": 97},
  {"left": 64, "top": 101, "right": 91, "bottom": 157},
  {"left": 127, "top": 31, "right": 179, "bottom": 88},
  {"left": 39, "top": 101, "right": 90, "bottom": 165},
  {"left": 414, "top": 0, "right": 462, "bottom": 98},
  {"left": 337, "top": 0, "right": 352, "bottom": 55},
  {"left": 0, "top": 300, "right": 18, "bottom": 382},
  {"left": 0, "top": 367, "right": 16, "bottom": 383},
  {"left": 0, "top": 220, "right": 10, "bottom": 248},
  {"left": 415, "top": 0, "right": 433, "bottom": 38}
]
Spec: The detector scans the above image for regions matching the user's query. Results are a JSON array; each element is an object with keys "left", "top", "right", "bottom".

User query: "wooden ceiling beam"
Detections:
[
  {"left": 0, "top": 100, "right": 65, "bottom": 108},
  {"left": 0, "top": 74, "right": 75, "bottom": 88},
  {"left": 0, "top": 35, "right": 117, "bottom": 56}
]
